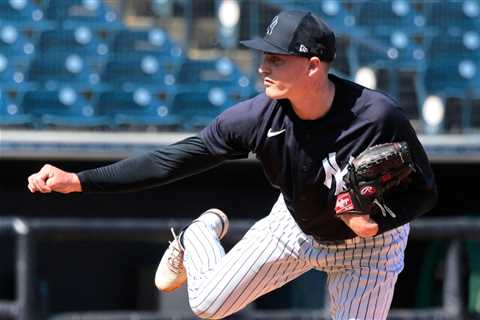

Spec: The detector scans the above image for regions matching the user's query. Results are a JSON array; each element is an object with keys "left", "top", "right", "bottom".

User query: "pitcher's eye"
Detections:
[{"left": 269, "top": 56, "right": 283, "bottom": 66}]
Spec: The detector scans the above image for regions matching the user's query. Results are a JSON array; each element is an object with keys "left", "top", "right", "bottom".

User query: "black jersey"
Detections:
[
  {"left": 200, "top": 74, "right": 437, "bottom": 240},
  {"left": 79, "top": 74, "right": 436, "bottom": 241}
]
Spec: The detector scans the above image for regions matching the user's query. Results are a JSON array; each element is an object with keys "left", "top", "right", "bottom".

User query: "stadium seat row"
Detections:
[
  {"left": 0, "top": 0, "right": 256, "bottom": 130},
  {"left": 268, "top": 0, "right": 480, "bottom": 34},
  {"left": 270, "top": 0, "right": 480, "bottom": 91},
  {"left": 1, "top": 0, "right": 479, "bottom": 132},
  {"left": 0, "top": 0, "right": 122, "bottom": 29},
  {"left": 0, "top": 84, "right": 251, "bottom": 130}
]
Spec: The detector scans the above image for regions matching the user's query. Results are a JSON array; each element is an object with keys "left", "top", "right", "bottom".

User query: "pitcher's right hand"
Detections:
[{"left": 27, "top": 164, "right": 82, "bottom": 194}]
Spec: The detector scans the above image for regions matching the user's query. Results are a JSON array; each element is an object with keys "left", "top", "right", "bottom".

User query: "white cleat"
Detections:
[
  {"left": 155, "top": 209, "right": 229, "bottom": 292},
  {"left": 155, "top": 228, "right": 187, "bottom": 292}
]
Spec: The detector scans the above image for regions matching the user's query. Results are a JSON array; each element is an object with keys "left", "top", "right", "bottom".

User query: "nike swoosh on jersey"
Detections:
[{"left": 267, "top": 128, "right": 286, "bottom": 137}]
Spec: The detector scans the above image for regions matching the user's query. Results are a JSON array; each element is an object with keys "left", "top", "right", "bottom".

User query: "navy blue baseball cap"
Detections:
[{"left": 241, "top": 10, "right": 336, "bottom": 62}]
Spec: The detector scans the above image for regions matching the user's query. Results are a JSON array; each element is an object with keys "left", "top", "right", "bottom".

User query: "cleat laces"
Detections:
[{"left": 167, "top": 228, "right": 185, "bottom": 273}]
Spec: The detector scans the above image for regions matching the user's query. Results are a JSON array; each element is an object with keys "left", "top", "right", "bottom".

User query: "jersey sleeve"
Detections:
[
  {"left": 199, "top": 94, "right": 270, "bottom": 159},
  {"left": 77, "top": 136, "right": 226, "bottom": 193}
]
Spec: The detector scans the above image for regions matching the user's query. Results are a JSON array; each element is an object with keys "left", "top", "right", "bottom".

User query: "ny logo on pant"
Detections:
[{"left": 322, "top": 153, "right": 354, "bottom": 195}]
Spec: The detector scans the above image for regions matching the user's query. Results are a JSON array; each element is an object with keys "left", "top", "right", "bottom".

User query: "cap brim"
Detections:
[{"left": 240, "top": 37, "right": 288, "bottom": 54}]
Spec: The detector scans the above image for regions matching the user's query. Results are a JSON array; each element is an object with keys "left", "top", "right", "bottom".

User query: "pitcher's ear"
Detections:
[{"left": 308, "top": 56, "right": 321, "bottom": 70}]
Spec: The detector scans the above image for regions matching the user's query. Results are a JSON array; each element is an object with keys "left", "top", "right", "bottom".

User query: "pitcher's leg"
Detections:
[
  {"left": 327, "top": 269, "right": 398, "bottom": 320},
  {"left": 184, "top": 197, "right": 313, "bottom": 319},
  {"left": 325, "top": 224, "right": 410, "bottom": 320},
  {"left": 182, "top": 209, "right": 229, "bottom": 279},
  {"left": 154, "top": 209, "right": 228, "bottom": 293}
]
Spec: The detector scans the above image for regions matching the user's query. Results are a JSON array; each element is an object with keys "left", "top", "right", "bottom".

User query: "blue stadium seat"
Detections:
[
  {"left": 27, "top": 53, "right": 101, "bottom": 88},
  {"left": 424, "top": 61, "right": 480, "bottom": 99},
  {"left": 0, "top": 53, "right": 31, "bottom": 85},
  {"left": 0, "top": 88, "right": 33, "bottom": 126},
  {"left": 37, "top": 27, "right": 111, "bottom": 76},
  {"left": 23, "top": 87, "right": 109, "bottom": 127},
  {"left": 267, "top": 0, "right": 366, "bottom": 36},
  {"left": 172, "top": 86, "right": 241, "bottom": 130},
  {"left": 45, "top": 0, "right": 123, "bottom": 30},
  {"left": 111, "top": 28, "right": 183, "bottom": 59},
  {"left": 38, "top": 27, "right": 110, "bottom": 58},
  {"left": 101, "top": 54, "right": 182, "bottom": 89},
  {"left": 426, "top": 0, "right": 480, "bottom": 32},
  {"left": 96, "top": 87, "right": 181, "bottom": 129},
  {"left": 0, "top": 24, "right": 37, "bottom": 57},
  {"left": 0, "top": 0, "right": 53, "bottom": 29},
  {"left": 357, "top": 30, "right": 430, "bottom": 71},
  {"left": 425, "top": 32, "right": 480, "bottom": 97},
  {"left": 177, "top": 58, "right": 254, "bottom": 98},
  {"left": 356, "top": 0, "right": 426, "bottom": 34},
  {"left": 0, "top": 25, "right": 38, "bottom": 88},
  {"left": 314, "top": 0, "right": 366, "bottom": 36}
]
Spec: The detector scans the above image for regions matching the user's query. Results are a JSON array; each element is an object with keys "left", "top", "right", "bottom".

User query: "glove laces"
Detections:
[{"left": 373, "top": 199, "right": 397, "bottom": 218}]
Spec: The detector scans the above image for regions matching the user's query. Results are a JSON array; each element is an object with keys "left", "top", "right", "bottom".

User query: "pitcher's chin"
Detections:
[{"left": 265, "top": 87, "right": 286, "bottom": 100}]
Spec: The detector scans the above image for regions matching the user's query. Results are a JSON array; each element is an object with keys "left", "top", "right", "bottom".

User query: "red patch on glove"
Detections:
[{"left": 335, "top": 192, "right": 354, "bottom": 214}]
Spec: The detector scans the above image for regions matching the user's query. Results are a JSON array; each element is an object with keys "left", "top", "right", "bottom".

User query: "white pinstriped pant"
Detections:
[{"left": 182, "top": 195, "right": 409, "bottom": 320}]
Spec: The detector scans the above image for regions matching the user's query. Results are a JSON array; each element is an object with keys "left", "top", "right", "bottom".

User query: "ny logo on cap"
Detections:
[
  {"left": 299, "top": 44, "right": 309, "bottom": 53},
  {"left": 266, "top": 15, "right": 279, "bottom": 36}
]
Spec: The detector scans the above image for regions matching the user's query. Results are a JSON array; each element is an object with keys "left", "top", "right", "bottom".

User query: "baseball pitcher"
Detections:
[{"left": 28, "top": 10, "right": 437, "bottom": 320}]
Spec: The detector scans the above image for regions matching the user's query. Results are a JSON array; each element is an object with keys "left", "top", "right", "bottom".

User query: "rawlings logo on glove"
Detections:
[{"left": 335, "top": 142, "right": 414, "bottom": 218}]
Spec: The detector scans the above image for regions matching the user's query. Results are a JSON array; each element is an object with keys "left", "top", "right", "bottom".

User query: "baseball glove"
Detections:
[{"left": 334, "top": 142, "right": 414, "bottom": 218}]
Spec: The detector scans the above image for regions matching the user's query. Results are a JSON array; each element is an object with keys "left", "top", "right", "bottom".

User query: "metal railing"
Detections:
[{"left": 0, "top": 217, "right": 477, "bottom": 320}]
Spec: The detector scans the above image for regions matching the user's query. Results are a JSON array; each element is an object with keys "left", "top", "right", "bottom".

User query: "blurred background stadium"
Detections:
[{"left": 0, "top": 0, "right": 480, "bottom": 319}]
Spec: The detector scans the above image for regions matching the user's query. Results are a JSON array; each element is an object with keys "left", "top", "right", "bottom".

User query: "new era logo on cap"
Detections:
[{"left": 240, "top": 10, "right": 336, "bottom": 62}]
